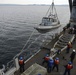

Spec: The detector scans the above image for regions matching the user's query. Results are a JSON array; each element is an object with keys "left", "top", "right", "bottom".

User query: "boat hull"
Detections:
[{"left": 34, "top": 24, "right": 61, "bottom": 33}]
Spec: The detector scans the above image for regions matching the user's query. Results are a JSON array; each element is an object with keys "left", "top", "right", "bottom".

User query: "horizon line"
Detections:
[{"left": 0, "top": 3, "right": 69, "bottom": 6}]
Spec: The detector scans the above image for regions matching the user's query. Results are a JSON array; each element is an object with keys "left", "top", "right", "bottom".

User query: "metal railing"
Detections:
[{"left": 2, "top": 30, "right": 60, "bottom": 73}]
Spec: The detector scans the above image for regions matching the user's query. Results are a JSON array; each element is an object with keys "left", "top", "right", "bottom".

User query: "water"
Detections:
[{"left": 0, "top": 5, "right": 70, "bottom": 68}]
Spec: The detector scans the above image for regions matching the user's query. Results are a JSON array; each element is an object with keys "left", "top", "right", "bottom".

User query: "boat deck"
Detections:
[
  {"left": 14, "top": 33, "right": 76, "bottom": 75},
  {"left": 14, "top": 34, "right": 59, "bottom": 75}
]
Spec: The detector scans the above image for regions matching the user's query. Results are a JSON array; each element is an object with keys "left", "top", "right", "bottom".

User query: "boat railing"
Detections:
[
  {"left": 5, "top": 59, "right": 15, "bottom": 72},
  {"left": 3, "top": 48, "right": 40, "bottom": 74}
]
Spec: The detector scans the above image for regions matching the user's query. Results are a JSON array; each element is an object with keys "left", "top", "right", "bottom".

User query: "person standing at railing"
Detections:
[
  {"left": 63, "top": 62, "right": 73, "bottom": 75},
  {"left": 47, "top": 59, "right": 54, "bottom": 73},
  {"left": 66, "top": 42, "right": 72, "bottom": 53},
  {"left": 19, "top": 56, "right": 24, "bottom": 73},
  {"left": 42, "top": 54, "right": 50, "bottom": 66},
  {"left": 52, "top": 57, "right": 59, "bottom": 72}
]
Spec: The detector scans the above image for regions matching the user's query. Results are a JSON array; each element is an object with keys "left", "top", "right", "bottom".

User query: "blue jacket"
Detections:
[{"left": 48, "top": 59, "right": 54, "bottom": 67}]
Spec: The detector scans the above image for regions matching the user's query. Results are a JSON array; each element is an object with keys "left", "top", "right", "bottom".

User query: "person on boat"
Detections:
[
  {"left": 47, "top": 59, "right": 54, "bottom": 73},
  {"left": 70, "top": 49, "right": 76, "bottom": 63},
  {"left": 63, "top": 62, "right": 73, "bottom": 75},
  {"left": 19, "top": 56, "right": 24, "bottom": 72},
  {"left": 52, "top": 57, "right": 59, "bottom": 72},
  {"left": 66, "top": 42, "right": 72, "bottom": 53},
  {"left": 42, "top": 54, "right": 50, "bottom": 65}
]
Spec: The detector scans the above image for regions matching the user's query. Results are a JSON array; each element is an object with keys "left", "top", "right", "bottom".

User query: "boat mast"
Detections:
[{"left": 51, "top": 0, "right": 54, "bottom": 15}]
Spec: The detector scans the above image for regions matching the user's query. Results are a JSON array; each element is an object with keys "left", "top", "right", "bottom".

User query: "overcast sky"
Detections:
[{"left": 0, "top": 0, "right": 69, "bottom": 5}]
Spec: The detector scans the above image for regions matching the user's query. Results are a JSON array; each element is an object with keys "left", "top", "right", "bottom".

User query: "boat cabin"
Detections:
[{"left": 40, "top": 17, "right": 57, "bottom": 26}]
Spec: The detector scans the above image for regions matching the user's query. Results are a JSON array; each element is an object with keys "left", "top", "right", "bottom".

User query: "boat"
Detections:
[
  {"left": 34, "top": 1, "right": 61, "bottom": 33},
  {"left": 0, "top": 0, "right": 76, "bottom": 75}
]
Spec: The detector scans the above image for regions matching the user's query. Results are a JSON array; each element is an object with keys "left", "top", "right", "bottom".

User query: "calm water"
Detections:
[{"left": 0, "top": 5, "right": 70, "bottom": 68}]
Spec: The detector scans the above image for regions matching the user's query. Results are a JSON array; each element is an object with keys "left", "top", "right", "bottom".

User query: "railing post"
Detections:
[
  {"left": 0, "top": 70, "right": 4, "bottom": 75},
  {"left": 15, "top": 58, "right": 19, "bottom": 70},
  {"left": 0, "top": 65, "right": 5, "bottom": 75}
]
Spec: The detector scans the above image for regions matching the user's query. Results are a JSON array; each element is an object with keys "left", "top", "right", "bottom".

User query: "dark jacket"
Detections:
[{"left": 70, "top": 52, "right": 76, "bottom": 59}]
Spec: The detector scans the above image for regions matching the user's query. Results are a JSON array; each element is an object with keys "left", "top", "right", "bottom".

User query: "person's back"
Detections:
[
  {"left": 48, "top": 59, "right": 54, "bottom": 67},
  {"left": 44, "top": 56, "right": 50, "bottom": 61},
  {"left": 47, "top": 59, "right": 54, "bottom": 73},
  {"left": 19, "top": 60, "right": 24, "bottom": 65},
  {"left": 19, "top": 57, "right": 24, "bottom": 72},
  {"left": 67, "top": 42, "right": 72, "bottom": 48},
  {"left": 54, "top": 59, "right": 59, "bottom": 65},
  {"left": 66, "top": 64, "right": 73, "bottom": 70},
  {"left": 52, "top": 57, "right": 59, "bottom": 72},
  {"left": 42, "top": 54, "right": 50, "bottom": 65},
  {"left": 66, "top": 42, "right": 72, "bottom": 53},
  {"left": 63, "top": 62, "right": 73, "bottom": 75}
]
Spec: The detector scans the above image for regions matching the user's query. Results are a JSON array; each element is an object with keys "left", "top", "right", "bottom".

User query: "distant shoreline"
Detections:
[{"left": 0, "top": 4, "right": 68, "bottom": 6}]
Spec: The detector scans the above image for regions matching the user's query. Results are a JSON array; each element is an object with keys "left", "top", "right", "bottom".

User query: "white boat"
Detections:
[{"left": 34, "top": 1, "right": 61, "bottom": 33}]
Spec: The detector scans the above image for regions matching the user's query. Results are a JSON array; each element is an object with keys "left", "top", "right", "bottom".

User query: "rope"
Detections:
[
  {"left": 13, "top": 29, "right": 36, "bottom": 58},
  {"left": 53, "top": 3, "right": 60, "bottom": 22},
  {"left": 45, "top": 0, "right": 54, "bottom": 16},
  {"left": 45, "top": 5, "right": 51, "bottom": 17},
  {"left": 6, "top": 31, "right": 55, "bottom": 69},
  {"left": 27, "top": 34, "right": 41, "bottom": 49},
  {"left": 16, "top": 33, "right": 49, "bottom": 57},
  {"left": 21, "top": 29, "right": 36, "bottom": 52},
  {"left": 6, "top": 29, "right": 37, "bottom": 68}
]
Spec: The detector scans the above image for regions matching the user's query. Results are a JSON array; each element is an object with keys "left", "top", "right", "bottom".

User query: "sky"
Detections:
[{"left": 0, "top": 0, "right": 69, "bottom": 5}]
